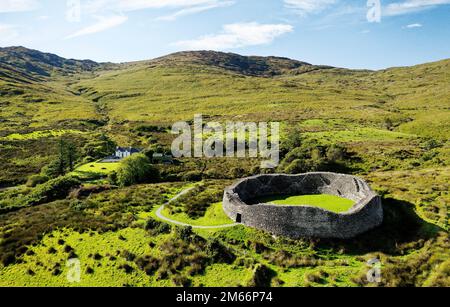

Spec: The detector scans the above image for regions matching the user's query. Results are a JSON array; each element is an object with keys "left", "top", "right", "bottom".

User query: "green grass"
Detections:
[
  {"left": 0, "top": 228, "right": 155, "bottom": 287},
  {"left": 256, "top": 194, "right": 355, "bottom": 213},
  {"left": 160, "top": 202, "right": 235, "bottom": 226},
  {"left": 72, "top": 161, "right": 120, "bottom": 177},
  {"left": 303, "top": 127, "right": 416, "bottom": 145},
  {"left": 1, "top": 129, "right": 84, "bottom": 141}
]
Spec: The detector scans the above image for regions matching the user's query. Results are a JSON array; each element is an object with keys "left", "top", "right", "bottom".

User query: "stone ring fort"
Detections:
[{"left": 223, "top": 172, "right": 383, "bottom": 239}]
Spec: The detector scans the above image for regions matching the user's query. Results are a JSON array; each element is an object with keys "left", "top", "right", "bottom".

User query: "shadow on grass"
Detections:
[
  {"left": 72, "top": 170, "right": 105, "bottom": 181},
  {"left": 316, "top": 197, "right": 443, "bottom": 256}
]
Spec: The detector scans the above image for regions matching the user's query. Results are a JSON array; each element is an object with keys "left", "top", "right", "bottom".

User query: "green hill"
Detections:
[
  {"left": 0, "top": 46, "right": 101, "bottom": 78},
  {"left": 0, "top": 47, "right": 448, "bottom": 184},
  {"left": 0, "top": 47, "right": 448, "bottom": 287}
]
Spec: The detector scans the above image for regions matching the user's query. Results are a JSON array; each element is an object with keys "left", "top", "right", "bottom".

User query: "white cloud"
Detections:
[
  {"left": 284, "top": 0, "right": 336, "bottom": 15},
  {"left": 65, "top": 15, "right": 128, "bottom": 39},
  {"left": 69, "top": 0, "right": 233, "bottom": 39},
  {"left": 173, "top": 22, "right": 294, "bottom": 50},
  {"left": 84, "top": 0, "right": 230, "bottom": 13},
  {"left": 0, "top": 24, "right": 19, "bottom": 44},
  {"left": 405, "top": 23, "right": 423, "bottom": 28},
  {"left": 157, "top": 0, "right": 234, "bottom": 21},
  {"left": 0, "top": 0, "right": 38, "bottom": 13},
  {"left": 117, "top": 0, "right": 222, "bottom": 11},
  {"left": 384, "top": 0, "right": 450, "bottom": 16}
]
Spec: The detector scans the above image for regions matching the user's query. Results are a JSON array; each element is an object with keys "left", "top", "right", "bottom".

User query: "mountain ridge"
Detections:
[
  {"left": 0, "top": 46, "right": 102, "bottom": 78},
  {"left": 1, "top": 46, "right": 449, "bottom": 79}
]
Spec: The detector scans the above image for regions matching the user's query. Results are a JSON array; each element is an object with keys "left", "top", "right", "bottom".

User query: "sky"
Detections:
[{"left": 0, "top": 0, "right": 449, "bottom": 69}]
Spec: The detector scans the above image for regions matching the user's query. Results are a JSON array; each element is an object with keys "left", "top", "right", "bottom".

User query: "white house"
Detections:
[{"left": 115, "top": 147, "right": 141, "bottom": 159}]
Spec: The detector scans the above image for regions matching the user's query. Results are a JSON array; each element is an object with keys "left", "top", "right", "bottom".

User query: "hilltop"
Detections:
[
  {"left": 146, "top": 50, "right": 333, "bottom": 76},
  {"left": 0, "top": 46, "right": 102, "bottom": 80}
]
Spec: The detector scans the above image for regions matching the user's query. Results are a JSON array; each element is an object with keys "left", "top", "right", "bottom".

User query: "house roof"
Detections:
[{"left": 116, "top": 147, "right": 141, "bottom": 153}]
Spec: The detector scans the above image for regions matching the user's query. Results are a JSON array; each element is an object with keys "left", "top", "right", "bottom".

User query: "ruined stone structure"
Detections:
[{"left": 223, "top": 173, "right": 383, "bottom": 239}]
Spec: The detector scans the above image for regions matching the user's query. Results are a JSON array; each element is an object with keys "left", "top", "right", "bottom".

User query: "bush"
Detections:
[
  {"left": 26, "top": 174, "right": 49, "bottom": 187},
  {"left": 247, "top": 264, "right": 276, "bottom": 287},
  {"left": 24, "top": 176, "right": 81, "bottom": 207},
  {"left": 82, "top": 134, "right": 116, "bottom": 160},
  {"left": 205, "top": 238, "right": 236, "bottom": 264},
  {"left": 280, "top": 128, "right": 303, "bottom": 157},
  {"left": 229, "top": 167, "right": 245, "bottom": 179},
  {"left": 279, "top": 142, "right": 348, "bottom": 174},
  {"left": 41, "top": 160, "right": 64, "bottom": 179},
  {"left": 172, "top": 275, "right": 192, "bottom": 287},
  {"left": 182, "top": 171, "right": 202, "bottom": 182},
  {"left": 174, "top": 226, "right": 193, "bottom": 241},
  {"left": 145, "top": 219, "right": 171, "bottom": 235},
  {"left": 116, "top": 154, "right": 160, "bottom": 187},
  {"left": 107, "top": 171, "right": 118, "bottom": 185}
]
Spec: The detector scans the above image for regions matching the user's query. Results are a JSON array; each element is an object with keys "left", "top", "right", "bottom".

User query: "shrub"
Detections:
[
  {"left": 116, "top": 154, "right": 160, "bottom": 187},
  {"left": 279, "top": 142, "right": 349, "bottom": 174},
  {"left": 174, "top": 226, "right": 193, "bottom": 241},
  {"left": 182, "top": 171, "right": 202, "bottom": 182},
  {"left": 26, "top": 174, "right": 49, "bottom": 187},
  {"left": 135, "top": 255, "right": 160, "bottom": 276},
  {"left": 205, "top": 238, "right": 236, "bottom": 264},
  {"left": 23, "top": 176, "right": 81, "bottom": 207},
  {"left": 280, "top": 128, "right": 303, "bottom": 157},
  {"left": 145, "top": 218, "right": 171, "bottom": 235},
  {"left": 107, "top": 171, "right": 118, "bottom": 185},
  {"left": 229, "top": 167, "right": 245, "bottom": 179},
  {"left": 41, "top": 160, "right": 64, "bottom": 179},
  {"left": 82, "top": 134, "right": 116, "bottom": 160},
  {"left": 304, "top": 271, "right": 323, "bottom": 284},
  {"left": 172, "top": 275, "right": 192, "bottom": 287},
  {"left": 247, "top": 264, "right": 276, "bottom": 287}
]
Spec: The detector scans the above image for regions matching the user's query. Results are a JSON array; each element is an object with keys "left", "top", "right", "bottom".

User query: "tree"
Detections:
[
  {"left": 41, "top": 138, "right": 79, "bottom": 178},
  {"left": 280, "top": 127, "right": 303, "bottom": 157},
  {"left": 82, "top": 133, "right": 116, "bottom": 159},
  {"left": 116, "top": 154, "right": 160, "bottom": 187},
  {"left": 66, "top": 141, "right": 78, "bottom": 171},
  {"left": 57, "top": 139, "right": 66, "bottom": 176}
]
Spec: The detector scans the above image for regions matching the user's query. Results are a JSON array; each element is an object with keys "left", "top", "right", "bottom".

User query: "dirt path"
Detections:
[{"left": 155, "top": 187, "right": 238, "bottom": 229}]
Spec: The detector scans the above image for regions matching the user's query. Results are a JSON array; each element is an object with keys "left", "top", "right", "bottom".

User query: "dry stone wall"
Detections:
[{"left": 223, "top": 173, "right": 383, "bottom": 239}]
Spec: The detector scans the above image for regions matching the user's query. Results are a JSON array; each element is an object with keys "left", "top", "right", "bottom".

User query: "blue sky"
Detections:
[{"left": 0, "top": 0, "right": 449, "bottom": 69}]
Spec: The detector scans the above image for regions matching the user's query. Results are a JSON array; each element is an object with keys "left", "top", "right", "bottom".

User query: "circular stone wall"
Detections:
[{"left": 223, "top": 172, "right": 383, "bottom": 239}]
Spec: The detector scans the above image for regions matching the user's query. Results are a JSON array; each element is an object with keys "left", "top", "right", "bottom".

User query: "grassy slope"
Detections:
[
  {"left": 73, "top": 58, "right": 449, "bottom": 139},
  {"left": 0, "top": 49, "right": 449, "bottom": 287},
  {"left": 157, "top": 202, "right": 235, "bottom": 226}
]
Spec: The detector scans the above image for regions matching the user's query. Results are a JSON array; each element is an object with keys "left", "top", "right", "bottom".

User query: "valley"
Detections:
[{"left": 0, "top": 46, "right": 448, "bottom": 287}]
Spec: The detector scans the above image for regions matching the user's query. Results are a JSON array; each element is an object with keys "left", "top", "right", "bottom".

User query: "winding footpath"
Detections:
[{"left": 156, "top": 187, "right": 239, "bottom": 229}]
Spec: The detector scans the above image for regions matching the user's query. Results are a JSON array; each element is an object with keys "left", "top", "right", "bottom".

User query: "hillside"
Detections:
[
  {"left": 0, "top": 47, "right": 449, "bottom": 185},
  {"left": 0, "top": 47, "right": 448, "bottom": 287},
  {"left": 146, "top": 50, "right": 332, "bottom": 76},
  {"left": 75, "top": 51, "right": 450, "bottom": 139},
  {"left": 0, "top": 46, "right": 101, "bottom": 78}
]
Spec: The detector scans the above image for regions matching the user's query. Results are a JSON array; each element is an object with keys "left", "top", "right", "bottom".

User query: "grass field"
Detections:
[
  {"left": 256, "top": 194, "right": 356, "bottom": 213},
  {"left": 1, "top": 129, "right": 84, "bottom": 141},
  {"left": 72, "top": 162, "right": 120, "bottom": 177},
  {"left": 159, "top": 202, "right": 235, "bottom": 226}
]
